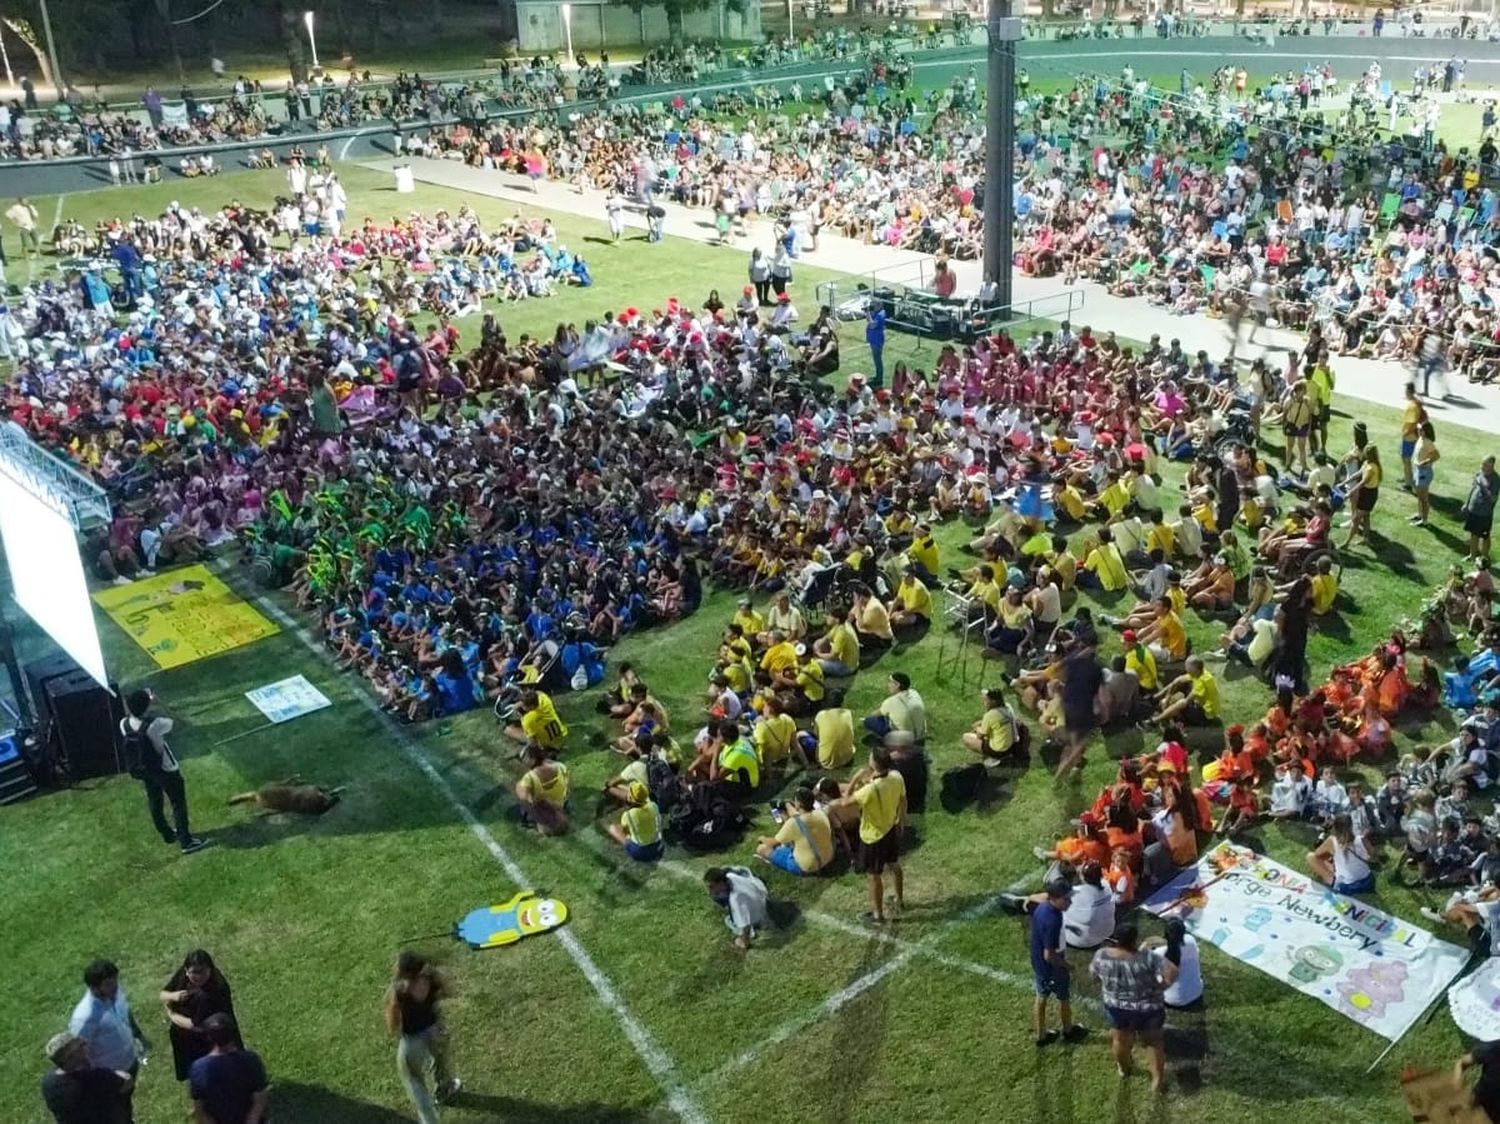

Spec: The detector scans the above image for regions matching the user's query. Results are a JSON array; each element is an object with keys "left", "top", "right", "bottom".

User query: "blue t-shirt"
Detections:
[
  {"left": 189, "top": 1049, "right": 268, "bottom": 1124},
  {"left": 1029, "top": 902, "right": 1065, "bottom": 974}
]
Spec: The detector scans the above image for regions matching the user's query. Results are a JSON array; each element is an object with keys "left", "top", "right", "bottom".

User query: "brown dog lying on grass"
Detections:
[{"left": 227, "top": 775, "right": 344, "bottom": 815}]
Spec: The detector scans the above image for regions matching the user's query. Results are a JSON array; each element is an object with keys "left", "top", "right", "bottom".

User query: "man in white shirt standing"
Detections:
[
  {"left": 68, "top": 959, "right": 150, "bottom": 1120},
  {"left": 121, "top": 688, "right": 209, "bottom": 854}
]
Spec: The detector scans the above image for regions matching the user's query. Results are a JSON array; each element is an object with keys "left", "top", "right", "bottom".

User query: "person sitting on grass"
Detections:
[
  {"left": 595, "top": 662, "right": 643, "bottom": 717},
  {"left": 850, "top": 585, "right": 895, "bottom": 654},
  {"left": 613, "top": 698, "right": 668, "bottom": 755},
  {"left": 890, "top": 566, "right": 933, "bottom": 635},
  {"left": 962, "top": 686, "right": 1029, "bottom": 765},
  {"left": 813, "top": 610, "right": 861, "bottom": 677},
  {"left": 1150, "top": 656, "right": 1220, "bottom": 727},
  {"left": 755, "top": 787, "right": 834, "bottom": 876},
  {"left": 1306, "top": 812, "right": 1376, "bottom": 894},
  {"left": 772, "top": 644, "right": 825, "bottom": 716},
  {"left": 800, "top": 692, "right": 855, "bottom": 770},
  {"left": 711, "top": 720, "right": 761, "bottom": 800},
  {"left": 863, "top": 671, "right": 927, "bottom": 742},
  {"left": 753, "top": 696, "right": 798, "bottom": 778},
  {"left": 1215, "top": 775, "right": 1260, "bottom": 836},
  {"left": 606, "top": 781, "right": 663, "bottom": 862},
  {"left": 506, "top": 689, "right": 568, "bottom": 753},
  {"left": 1184, "top": 553, "right": 1236, "bottom": 613},
  {"left": 1133, "top": 597, "right": 1190, "bottom": 668},
  {"left": 515, "top": 744, "right": 570, "bottom": 836}
]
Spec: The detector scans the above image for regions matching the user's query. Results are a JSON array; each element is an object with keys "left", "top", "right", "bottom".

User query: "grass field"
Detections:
[{"left": 0, "top": 162, "right": 1493, "bottom": 1123}]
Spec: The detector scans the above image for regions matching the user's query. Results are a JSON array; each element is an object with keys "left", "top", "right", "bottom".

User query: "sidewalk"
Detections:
[{"left": 375, "top": 155, "right": 1500, "bottom": 426}]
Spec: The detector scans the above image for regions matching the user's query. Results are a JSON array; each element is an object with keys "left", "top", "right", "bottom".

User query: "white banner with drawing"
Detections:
[
  {"left": 1145, "top": 842, "right": 1470, "bottom": 1042},
  {"left": 245, "top": 675, "right": 332, "bottom": 725}
]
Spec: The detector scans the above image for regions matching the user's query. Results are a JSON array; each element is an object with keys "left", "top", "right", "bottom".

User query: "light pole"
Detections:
[
  {"left": 787, "top": 0, "right": 794, "bottom": 42},
  {"left": 38, "top": 0, "right": 64, "bottom": 99},
  {"left": 561, "top": 2, "right": 574, "bottom": 63},
  {"left": 304, "top": 10, "right": 320, "bottom": 73},
  {"left": 981, "top": 0, "right": 1020, "bottom": 314},
  {"left": 0, "top": 24, "right": 15, "bottom": 91}
]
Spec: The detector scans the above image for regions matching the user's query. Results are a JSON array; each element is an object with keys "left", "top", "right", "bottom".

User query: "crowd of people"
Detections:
[{"left": 16, "top": 33, "right": 1500, "bottom": 1121}]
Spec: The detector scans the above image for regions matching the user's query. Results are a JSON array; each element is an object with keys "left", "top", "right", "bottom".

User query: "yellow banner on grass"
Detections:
[{"left": 93, "top": 565, "right": 279, "bottom": 670}]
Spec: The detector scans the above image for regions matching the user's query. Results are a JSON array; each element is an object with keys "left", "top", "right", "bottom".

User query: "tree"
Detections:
[
  {"left": 623, "top": 0, "right": 744, "bottom": 44},
  {"left": 151, "top": 0, "right": 186, "bottom": 82}
]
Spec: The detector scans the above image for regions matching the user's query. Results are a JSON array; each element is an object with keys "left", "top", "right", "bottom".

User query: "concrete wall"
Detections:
[{"left": 514, "top": 1, "right": 762, "bottom": 53}]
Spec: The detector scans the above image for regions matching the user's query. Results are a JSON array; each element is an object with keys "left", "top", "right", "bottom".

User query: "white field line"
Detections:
[{"left": 242, "top": 587, "right": 710, "bottom": 1124}]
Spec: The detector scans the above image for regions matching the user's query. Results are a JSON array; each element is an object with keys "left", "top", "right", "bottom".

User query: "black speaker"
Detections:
[
  {"left": 45, "top": 672, "right": 120, "bottom": 779},
  {"left": 24, "top": 653, "right": 78, "bottom": 726}
]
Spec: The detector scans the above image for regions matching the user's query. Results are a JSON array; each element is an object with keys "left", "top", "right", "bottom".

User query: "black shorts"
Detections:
[
  {"left": 1183, "top": 700, "right": 1212, "bottom": 726},
  {"left": 1063, "top": 705, "right": 1095, "bottom": 736},
  {"left": 855, "top": 829, "right": 902, "bottom": 874},
  {"left": 1465, "top": 510, "right": 1495, "bottom": 537},
  {"left": 1355, "top": 488, "right": 1379, "bottom": 513}
]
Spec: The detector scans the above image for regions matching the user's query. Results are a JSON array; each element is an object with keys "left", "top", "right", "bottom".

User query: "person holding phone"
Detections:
[{"left": 121, "top": 688, "right": 209, "bottom": 855}]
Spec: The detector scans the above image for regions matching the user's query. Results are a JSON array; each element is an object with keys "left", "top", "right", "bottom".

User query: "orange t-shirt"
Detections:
[{"left": 1057, "top": 835, "right": 1111, "bottom": 868}]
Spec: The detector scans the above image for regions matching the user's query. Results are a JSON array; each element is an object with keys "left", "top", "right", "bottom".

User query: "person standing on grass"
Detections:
[
  {"left": 1055, "top": 639, "right": 1105, "bottom": 779},
  {"left": 1410, "top": 420, "right": 1440, "bottom": 527},
  {"left": 68, "top": 960, "right": 150, "bottom": 1123},
  {"left": 1030, "top": 878, "right": 1088, "bottom": 1048},
  {"left": 843, "top": 744, "right": 907, "bottom": 925},
  {"left": 6, "top": 197, "right": 39, "bottom": 258},
  {"left": 121, "top": 688, "right": 209, "bottom": 855},
  {"left": 1090, "top": 922, "right": 1177, "bottom": 1092},
  {"left": 40, "top": 1032, "right": 133, "bottom": 1124},
  {"left": 161, "top": 950, "right": 239, "bottom": 1093},
  {"left": 866, "top": 303, "right": 887, "bottom": 388},
  {"left": 386, "top": 953, "right": 461, "bottom": 1123},
  {"left": 1463, "top": 456, "right": 1500, "bottom": 561},
  {"left": 188, "top": 1014, "right": 267, "bottom": 1124}
]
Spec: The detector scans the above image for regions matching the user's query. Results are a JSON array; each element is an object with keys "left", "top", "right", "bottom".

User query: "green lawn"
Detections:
[{"left": 0, "top": 162, "right": 1491, "bottom": 1123}]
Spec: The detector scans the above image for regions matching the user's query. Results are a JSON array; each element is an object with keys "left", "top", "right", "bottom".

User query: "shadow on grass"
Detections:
[
  {"left": 449, "top": 1091, "right": 651, "bottom": 1122},
  {"left": 271, "top": 1081, "right": 426, "bottom": 1122}
]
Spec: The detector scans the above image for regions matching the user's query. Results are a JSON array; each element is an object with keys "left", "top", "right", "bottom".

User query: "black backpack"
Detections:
[
  {"left": 667, "top": 784, "right": 748, "bottom": 852},
  {"left": 121, "top": 717, "right": 160, "bottom": 780},
  {"left": 646, "top": 757, "right": 682, "bottom": 817}
]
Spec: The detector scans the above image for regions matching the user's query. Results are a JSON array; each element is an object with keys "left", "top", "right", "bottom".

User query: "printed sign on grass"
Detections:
[{"left": 1145, "top": 842, "right": 1469, "bottom": 1042}]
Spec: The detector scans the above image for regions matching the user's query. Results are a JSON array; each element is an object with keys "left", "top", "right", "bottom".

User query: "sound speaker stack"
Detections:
[{"left": 24, "top": 656, "right": 122, "bottom": 780}]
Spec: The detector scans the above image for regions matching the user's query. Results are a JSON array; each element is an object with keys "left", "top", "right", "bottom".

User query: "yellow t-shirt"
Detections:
[
  {"left": 754, "top": 713, "right": 798, "bottom": 766},
  {"left": 854, "top": 771, "right": 906, "bottom": 843},
  {"left": 1056, "top": 483, "right": 1088, "bottom": 521},
  {"left": 1157, "top": 610, "right": 1188, "bottom": 660},
  {"left": 1166, "top": 584, "right": 1187, "bottom": 616},
  {"left": 795, "top": 661, "right": 826, "bottom": 703},
  {"left": 1311, "top": 571, "right": 1338, "bottom": 615},
  {"left": 521, "top": 694, "right": 568, "bottom": 748},
  {"left": 828, "top": 623, "right": 860, "bottom": 670},
  {"left": 898, "top": 578, "right": 933, "bottom": 619},
  {"left": 1401, "top": 400, "right": 1422, "bottom": 441},
  {"left": 1084, "top": 544, "right": 1128, "bottom": 592},
  {"left": 622, "top": 801, "right": 661, "bottom": 847},
  {"left": 761, "top": 641, "right": 798, "bottom": 676},
  {"left": 1145, "top": 523, "right": 1175, "bottom": 557},
  {"left": 1189, "top": 668, "right": 1221, "bottom": 719},
  {"left": 718, "top": 738, "right": 761, "bottom": 788},
  {"left": 733, "top": 608, "right": 765, "bottom": 637},
  {"left": 979, "top": 706, "right": 1016, "bottom": 754},
  {"left": 968, "top": 578, "right": 1004, "bottom": 612},
  {"left": 859, "top": 598, "right": 894, "bottom": 641},
  {"left": 775, "top": 809, "right": 834, "bottom": 872},
  {"left": 908, "top": 536, "right": 939, "bottom": 576},
  {"left": 1099, "top": 480, "right": 1131, "bottom": 517},
  {"left": 1124, "top": 644, "right": 1159, "bottom": 691},
  {"left": 520, "top": 762, "right": 570, "bottom": 807},
  {"left": 814, "top": 707, "right": 855, "bottom": 769}
]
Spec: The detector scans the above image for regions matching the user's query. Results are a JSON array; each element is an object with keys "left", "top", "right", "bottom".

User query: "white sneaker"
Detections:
[{"left": 112, "top": 575, "right": 132, "bottom": 586}]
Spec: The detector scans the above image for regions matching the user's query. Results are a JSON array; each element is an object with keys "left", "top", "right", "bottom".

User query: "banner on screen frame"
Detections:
[{"left": 1145, "top": 842, "right": 1470, "bottom": 1042}]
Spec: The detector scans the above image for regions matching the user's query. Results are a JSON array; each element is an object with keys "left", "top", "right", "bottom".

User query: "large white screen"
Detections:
[{"left": 0, "top": 470, "right": 109, "bottom": 686}]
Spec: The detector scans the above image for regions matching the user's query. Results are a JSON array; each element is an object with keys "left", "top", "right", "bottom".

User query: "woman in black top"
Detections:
[
  {"left": 385, "top": 952, "right": 459, "bottom": 1123},
  {"left": 160, "top": 949, "right": 239, "bottom": 1083}
]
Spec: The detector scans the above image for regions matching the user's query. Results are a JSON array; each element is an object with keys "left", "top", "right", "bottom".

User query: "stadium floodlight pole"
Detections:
[
  {"left": 561, "top": 3, "right": 574, "bottom": 63},
  {"left": 304, "top": 10, "right": 320, "bottom": 73},
  {"left": 982, "top": 0, "right": 1021, "bottom": 317},
  {"left": 37, "top": 0, "right": 64, "bottom": 100}
]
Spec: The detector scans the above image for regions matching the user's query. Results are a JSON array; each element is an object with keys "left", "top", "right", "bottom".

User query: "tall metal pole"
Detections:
[
  {"left": 37, "top": 0, "right": 64, "bottom": 100},
  {"left": 982, "top": 0, "right": 1020, "bottom": 313}
]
